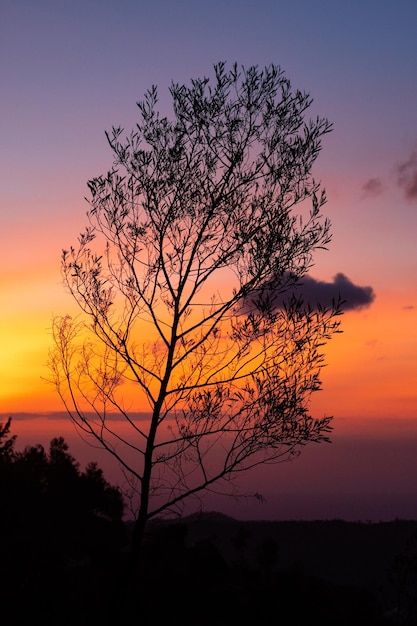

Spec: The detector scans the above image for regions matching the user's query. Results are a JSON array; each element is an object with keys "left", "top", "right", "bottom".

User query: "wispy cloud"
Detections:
[
  {"left": 1, "top": 412, "right": 152, "bottom": 422},
  {"left": 361, "top": 144, "right": 417, "bottom": 201},
  {"left": 396, "top": 147, "right": 417, "bottom": 201},
  {"left": 362, "top": 177, "right": 385, "bottom": 198}
]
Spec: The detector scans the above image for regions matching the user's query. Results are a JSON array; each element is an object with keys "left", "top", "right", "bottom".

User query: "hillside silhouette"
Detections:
[{"left": 2, "top": 419, "right": 417, "bottom": 624}]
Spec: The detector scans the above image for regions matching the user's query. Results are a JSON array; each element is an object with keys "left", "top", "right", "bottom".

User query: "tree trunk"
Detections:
[
  {"left": 112, "top": 509, "right": 149, "bottom": 621},
  {"left": 127, "top": 509, "right": 148, "bottom": 590}
]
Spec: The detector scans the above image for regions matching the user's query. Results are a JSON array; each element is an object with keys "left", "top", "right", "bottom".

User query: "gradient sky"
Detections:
[{"left": 1, "top": 0, "right": 417, "bottom": 520}]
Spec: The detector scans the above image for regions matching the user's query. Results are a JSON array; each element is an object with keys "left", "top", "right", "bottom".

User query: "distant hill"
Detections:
[{"left": 147, "top": 513, "right": 417, "bottom": 594}]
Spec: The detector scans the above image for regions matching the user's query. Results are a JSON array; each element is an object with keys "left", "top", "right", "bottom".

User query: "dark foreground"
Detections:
[
  {"left": 3, "top": 512, "right": 417, "bottom": 625},
  {"left": 2, "top": 424, "right": 416, "bottom": 624}
]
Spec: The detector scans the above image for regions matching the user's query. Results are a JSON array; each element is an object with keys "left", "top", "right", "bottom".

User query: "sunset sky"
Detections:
[{"left": 1, "top": 0, "right": 416, "bottom": 521}]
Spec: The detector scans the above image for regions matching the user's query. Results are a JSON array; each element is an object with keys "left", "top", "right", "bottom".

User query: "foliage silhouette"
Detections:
[
  {"left": 48, "top": 61, "right": 342, "bottom": 590},
  {"left": 0, "top": 421, "right": 408, "bottom": 626},
  {"left": 114, "top": 516, "right": 394, "bottom": 626},
  {"left": 388, "top": 528, "right": 417, "bottom": 624},
  {"left": 0, "top": 419, "right": 126, "bottom": 625}
]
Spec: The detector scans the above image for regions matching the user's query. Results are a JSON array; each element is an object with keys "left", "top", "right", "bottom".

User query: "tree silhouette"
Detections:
[
  {"left": 0, "top": 417, "right": 16, "bottom": 462},
  {"left": 0, "top": 419, "right": 127, "bottom": 624},
  {"left": 48, "top": 62, "right": 341, "bottom": 589},
  {"left": 0, "top": 419, "right": 126, "bottom": 623}
]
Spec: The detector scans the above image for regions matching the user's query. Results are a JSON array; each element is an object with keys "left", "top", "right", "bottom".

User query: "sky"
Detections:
[{"left": 1, "top": 0, "right": 417, "bottom": 521}]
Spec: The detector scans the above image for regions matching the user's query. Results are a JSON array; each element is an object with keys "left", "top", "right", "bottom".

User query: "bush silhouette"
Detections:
[{"left": 0, "top": 418, "right": 126, "bottom": 625}]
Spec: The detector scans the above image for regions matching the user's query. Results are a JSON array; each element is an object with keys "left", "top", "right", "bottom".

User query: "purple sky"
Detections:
[{"left": 1, "top": 0, "right": 417, "bottom": 521}]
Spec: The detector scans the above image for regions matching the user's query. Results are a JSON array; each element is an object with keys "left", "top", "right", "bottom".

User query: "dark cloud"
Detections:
[
  {"left": 362, "top": 177, "right": 385, "bottom": 198},
  {"left": 289, "top": 273, "right": 375, "bottom": 311},
  {"left": 246, "top": 273, "right": 375, "bottom": 313},
  {"left": 396, "top": 149, "right": 417, "bottom": 200}
]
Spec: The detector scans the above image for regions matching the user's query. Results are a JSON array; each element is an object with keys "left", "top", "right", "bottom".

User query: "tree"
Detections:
[
  {"left": 0, "top": 417, "right": 17, "bottom": 463},
  {"left": 48, "top": 62, "right": 341, "bottom": 587},
  {"left": 0, "top": 420, "right": 126, "bottom": 623}
]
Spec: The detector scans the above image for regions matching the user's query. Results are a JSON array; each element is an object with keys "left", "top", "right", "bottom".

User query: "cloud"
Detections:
[
  {"left": 246, "top": 273, "right": 375, "bottom": 313},
  {"left": 396, "top": 148, "right": 417, "bottom": 200},
  {"left": 1, "top": 411, "right": 152, "bottom": 422},
  {"left": 362, "top": 177, "right": 385, "bottom": 198},
  {"left": 285, "top": 273, "right": 375, "bottom": 311}
]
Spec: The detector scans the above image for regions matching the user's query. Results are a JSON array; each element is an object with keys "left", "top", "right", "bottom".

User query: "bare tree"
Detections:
[{"left": 48, "top": 62, "right": 340, "bottom": 585}]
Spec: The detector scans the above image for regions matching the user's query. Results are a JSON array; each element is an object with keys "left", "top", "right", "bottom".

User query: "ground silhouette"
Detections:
[{"left": 2, "top": 420, "right": 417, "bottom": 625}]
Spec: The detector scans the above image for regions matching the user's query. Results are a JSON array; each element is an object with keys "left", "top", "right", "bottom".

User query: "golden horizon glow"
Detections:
[{"left": 1, "top": 280, "right": 416, "bottom": 427}]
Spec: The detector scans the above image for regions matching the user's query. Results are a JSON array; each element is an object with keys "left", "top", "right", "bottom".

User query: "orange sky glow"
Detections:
[
  {"left": 1, "top": 279, "right": 415, "bottom": 427},
  {"left": 1, "top": 1, "right": 417, "bottom": 522}
]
